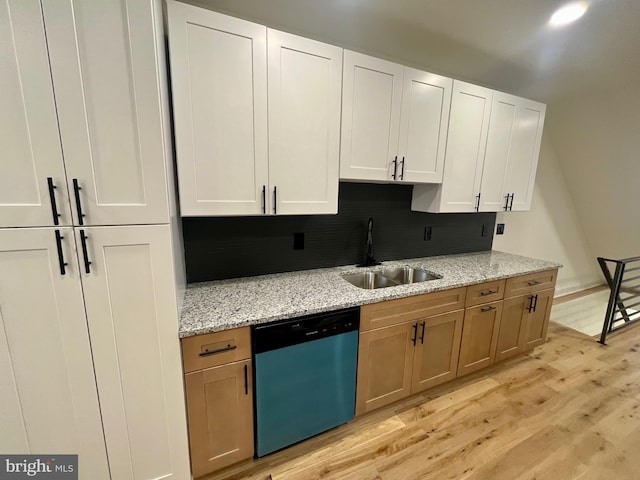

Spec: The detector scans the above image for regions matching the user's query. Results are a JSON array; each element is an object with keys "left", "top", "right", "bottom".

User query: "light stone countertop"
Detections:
[{"left": 179, "top": 250, "right": 562, "bottom": 338}]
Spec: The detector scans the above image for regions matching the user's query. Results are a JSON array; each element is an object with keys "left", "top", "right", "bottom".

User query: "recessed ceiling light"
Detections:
[{"left": 549, "top": 2, "right": 589, "bottom": 27}]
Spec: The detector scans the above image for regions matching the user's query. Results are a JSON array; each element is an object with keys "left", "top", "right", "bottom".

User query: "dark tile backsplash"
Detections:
[{"left": 183, "top": 182, "right": 496, "bottom": 282}]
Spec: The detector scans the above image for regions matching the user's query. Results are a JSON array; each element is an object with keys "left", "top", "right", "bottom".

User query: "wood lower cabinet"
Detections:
[
  {"left": 522, "top": 288, "right": 554, "bottom": 350},
  {"left": 356, "top": 308, "right": 465, "bottom": 415},
  {"left": 356, "top": 322, "right": 415, "bottom": 415},
  {"left": 457, "top": 301, "right": 503, "bottom": 376},
  {"left": 495, "top": 295, "right": 529, "bottom": 362},
  {"left": 184, "top": 360, "right": 254, "bottom": 478},
  {"left": 411, "top": 310, "right": 464, "bottom": 393},
  {"left": 182, "top": 326, "right": 254, "bottom": 477}
]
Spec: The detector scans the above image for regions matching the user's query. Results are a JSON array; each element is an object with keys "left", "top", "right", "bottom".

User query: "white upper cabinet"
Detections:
[
  {"left": 412, "top": 82, "right": 545, "bottom": 213},
  {"left": 397, "top": 67, "right": 452, "bottom": 183},
  {"left": 0, "top": 227, "right": 109, "bottom": 478},
  {"left": 0, "top": 1, "right": 72, "bottom": 228},
  {"left": 340, "top": 51, "right": 404, "bottom": 182},
  {"left": 41, "top": 0, "right": 169, "bottom": 226},
  {"left": 413, "top": 81, "right": 492, "bottom": 213},
  {"left": 504, "top": 97, "right": 546, "bottom": 211},
  {"left": 76, "top": 224, "right": 190, "bottom": 480},
  {"left": 341, "top": 51, "right": 452, "bottom": 184},
  {"left": 268, "top": 30, "right": 342, "bottom": 215},
  {"left": 167, "top": 1, "right": 268, "bottom": 216},
  {"left": 168, "top": 2, "right": 340, "bottom": 216}
]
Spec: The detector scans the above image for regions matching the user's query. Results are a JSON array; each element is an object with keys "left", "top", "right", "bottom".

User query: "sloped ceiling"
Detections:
[{"left": 186, "top": 0, "right": 640, "bottom": 103}]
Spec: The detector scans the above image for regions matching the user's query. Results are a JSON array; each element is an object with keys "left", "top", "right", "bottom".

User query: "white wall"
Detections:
[
  {"left": 492, "top": 135, "right": 602, "bottom": 296},
  {"left": 548, "top": 84, "right": 640, "bottom": 261}
]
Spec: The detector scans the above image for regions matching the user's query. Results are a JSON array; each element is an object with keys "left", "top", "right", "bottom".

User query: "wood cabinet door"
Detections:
[
  {"left": 457, "top": 301, "right": 503, "bottom": 376},
  {"left": 340, "top": 50, "right": 404, "bottom": 182},
  {"left": 185, "top": 360, "right": 254, "bottom": 477},
  {"left": 356, "top": 322, "right": 415, "bottom": 415},
  {"left": 0, "top": 1, "right": 72, "bottom": 228},
  {"left": 479, "top": 91, "right": 517, "bottom": 212},
  {"left": 398, "top": 68, "right": 452, "bottom": 184},
  {"left": 167, "top": 2, "right": 268, "bottom": 216},
  {"left": 523, "top": 288, "right": 554, "bottom": 350},
  {"left": 0, "top": 228, "right": 108, "bottom": 478},
  {"left": 411, "top": 310, "right": 464, "bottom": 394},
  {"left": 505, "top": 98, "right": 546, "bottom": 211},
  {"left": 42, "top": 0, "right": 170, "bottom": 226},
  {"left": 267, "top": 29, "right": 342, "bottom": 215},
  {"left": 495, "top": 295, "right": 528, "bottom": 362},
  {"left": 438, "top": 80, "right": 493, "bottom": 212},
  {"left": 77, "top": 225, "right": 190, "bottom": 480}
]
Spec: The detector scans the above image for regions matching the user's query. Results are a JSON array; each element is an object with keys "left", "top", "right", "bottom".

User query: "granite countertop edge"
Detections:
[{"left": 179, "top": 250, "right": 563, "bottom": 338}]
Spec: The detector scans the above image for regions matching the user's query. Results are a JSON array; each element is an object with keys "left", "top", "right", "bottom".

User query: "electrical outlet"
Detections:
[
  {"left": 496, "top": 223, "right": 505, "bottom": 235},
  {"left": 424, "top": 226, "right": 432, "bottom": 241},
  {"left": 293, "top": 232, "right": 304, "bottom": 250}
]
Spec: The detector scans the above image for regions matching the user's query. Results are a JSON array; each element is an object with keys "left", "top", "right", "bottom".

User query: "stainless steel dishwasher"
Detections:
[{"left": 252, "top": 307, "right": 359, "bottom": 457}]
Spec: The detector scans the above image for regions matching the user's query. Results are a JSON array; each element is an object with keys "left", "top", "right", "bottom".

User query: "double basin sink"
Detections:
[{"left": 342, "top": 267, "right": 442, "bottom": 290}]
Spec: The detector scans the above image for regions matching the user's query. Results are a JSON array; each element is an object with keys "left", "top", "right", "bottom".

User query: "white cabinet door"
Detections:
[
  {"left": 505, "top": 99, "right": 546, "bottom": 211},
  {"left": 0, "top": 228, "right": 109, "bottom": 478},
  {"left": 41, "top": 0, "right": 169, "bottom": 226},
  {"left": 398, "top": 68, "right": 452, "bottom": 184},
  {"left": 167, "top": 2, "right": 268, "bottom": 216},
  {"left": 0, "top": 1, "right": 72, "bottom": 228},
  {"left": 76, "top": 225, "right": 190, "bottom": 480},
  {"left": 438, "top": 81, "right": 493, "bottom": 212},
  {"left": 340, "top": 50, "right": 404, "bottom": 182},
  {"left": 479, "top": 92, "right": 517, "bottom": 212},
  {"left": 268, "top": 30, "right": 342, "bottom": 215}
]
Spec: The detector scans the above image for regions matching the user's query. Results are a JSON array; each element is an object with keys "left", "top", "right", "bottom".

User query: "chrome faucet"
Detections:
[{"left": 360, "top": 217, "right": 381, "bottom": 267}]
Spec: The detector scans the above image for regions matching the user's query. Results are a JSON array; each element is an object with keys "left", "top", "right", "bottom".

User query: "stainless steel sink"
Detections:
[
  {"left": 342, "top": 267, "right": 441, "bottom": 289},
  {"left": 341, "top": 272, "right": 400, "bottom": 290},
  {"left": 381, "top": 267, "right": 442, "bottom": 285}
]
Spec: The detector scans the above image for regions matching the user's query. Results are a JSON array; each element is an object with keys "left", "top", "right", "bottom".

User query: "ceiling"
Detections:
[{"left": 186, "top": 0, "right": 640, "bottom": 103}]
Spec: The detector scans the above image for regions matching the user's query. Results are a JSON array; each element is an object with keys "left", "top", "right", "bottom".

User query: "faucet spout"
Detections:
[{"left": 360, "top": 217, "right": 380, "bottom": 267}]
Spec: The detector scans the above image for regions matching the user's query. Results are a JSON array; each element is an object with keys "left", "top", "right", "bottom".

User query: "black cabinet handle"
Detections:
[
  {"left": 262, "top": 185, "right": 266, "bottom": 214},
  {"left": 527, "top": 280, "right": 541, "bottom": 286},
  {"left": 508, "top": 193, "right": 515, "bottom": 211},
  {"left": 411, "top": 323, "right": 418, "bottom": 346},
  {"left": 54, "top": 230, "right": 67, "bottom": 275},
  {"left": 244, "top": 364, "right": 248, "bottom": 395},
  {"left": 480, "top": 290, "right": 497, "bottom": 296},
  {"left": 475, "top": 193, "right": 481, "bottom": 212},
  {"left": 72, "top": 179, "right": 85, "bottom": 225},
  {"left": 400, "top": 156, "right": 405, "bottom": 180},
  {"left": 273, "top": 186, "right": 277, "bottom": 215},
  {"left": 391, "top": 156, "right": 398, "bottom": 180},
  {"left": 198, "top": 344, "right": 237, "bottom": 357},
  {"left": 47, "top": 177, "right": 61, "bottom": 225},
  {"left": 527, "top": 295, "right": 535, "bottom": 313},
  {"left": 481, "top": 305, "right": 496, "bottom": 313},
  {"left": 79, "top": 229, "right": 91, "bottom": 274},
  {"left": 419, "top": 321, "right": 426, "bottom": 344},
  {"left": 532, "top": 294, "right": 539, "bottom": 312},
  {"left": 503, "top": 194, "right": 510, "bottom": 211}
]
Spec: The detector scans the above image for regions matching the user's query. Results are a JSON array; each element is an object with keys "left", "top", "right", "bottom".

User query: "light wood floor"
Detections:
[{"left": 205, "top": 319, "right": 640, "bottom": 480}]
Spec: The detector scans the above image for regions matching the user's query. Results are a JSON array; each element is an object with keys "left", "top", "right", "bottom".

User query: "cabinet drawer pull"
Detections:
[
  {"left": 244, "top": 364, "right": 248, "bottom": 395},
  {"left": 198, "top": 344, "right": 237, "bottom": 357},
  {"left": 419, "top": 321, "right": 426, "bottom": 344},
  {"left": 508, "top": 193, "right": 515, "bottom": 211},
  {"left": 411, "top": 323, "right": 418, "bottom": 346},
  {"left": 79, "top": 229, "right": 91, "bottom": 274},
  {"left": 480, "top": 290, "right": 497, "bottom": 296},
  {"left": 481, "top": 306, "right": 496, "bottom": 313},
  {"left": 391, "top": 156, "right": 398, "bottom": 180},
  {"left": 47, "top": 177, "right": 61, "bottom": 225},
  {"left": 262, "top": 185, "right": 266, "bottom": 214},
  {"left": 399, "top": 156, "right": 405, "bottom": 180},
  {"left": 273, "top": 186, "right": 277, "bottom": 215},
  {"left": 475, "top": 193, "right": 481, "bottom": 212},
  {"left": 527, "top": 280, "right": 541, "bottom": 286}
]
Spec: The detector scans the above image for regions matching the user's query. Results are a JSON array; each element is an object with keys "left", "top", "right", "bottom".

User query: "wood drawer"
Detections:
[
  {"left": 182, "top": 327, "right": 251, "bottom": 374},
  {"left": 504, "top": 270, "right": 558, "bottom": 298},
  {"left": 361, "top": 287, "right": 467, "bottom": 331},
  {"left": 465, "top": 279, "right": 506, "bottom": 307}
]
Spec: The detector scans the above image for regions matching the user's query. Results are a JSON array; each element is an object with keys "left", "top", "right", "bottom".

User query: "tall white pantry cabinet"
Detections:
[{"left": 0, "top": 1, "right": 190, "bottom": 479}]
